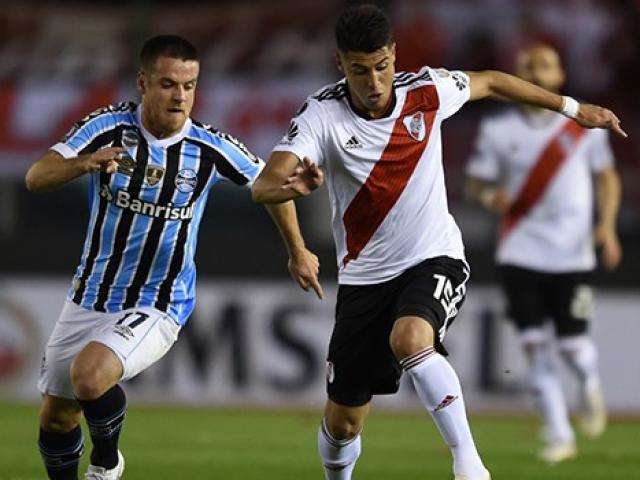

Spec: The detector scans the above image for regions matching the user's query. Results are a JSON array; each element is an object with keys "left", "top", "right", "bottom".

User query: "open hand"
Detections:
[
  {"left": 576, "top": 104, "right": 627, "bottom": 138},
  {"left": 288, "top": 247, "right": 324, "bottom": 299},
  {"left": 83, "top": 147, "right": 126, "bottom": 174},
  {"left": 282, "top": 157, "right": 324, "bottom": 197}
]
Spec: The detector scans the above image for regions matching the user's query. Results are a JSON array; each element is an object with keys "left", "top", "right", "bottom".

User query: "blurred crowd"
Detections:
[{"left": 0, "top": 0, "right": 638, "bottom": 285}]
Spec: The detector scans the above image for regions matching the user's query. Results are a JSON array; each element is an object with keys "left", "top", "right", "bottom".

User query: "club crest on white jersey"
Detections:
[{"left": 403, "top": 111, "right": 426, "bottom": 141}]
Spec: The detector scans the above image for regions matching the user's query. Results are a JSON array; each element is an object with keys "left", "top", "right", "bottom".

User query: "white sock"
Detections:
[
  {"left": 558, "top": 335, "right": 601, "bottom": 395},
  {"left": 401, "top": 348, "right": 486, "bottom": 478},
  {"left": 524, "top": 338, "right": 574, "bottom": 444},
  {"left": 317, "top": 420, "right": 361, "bottom": 480}
]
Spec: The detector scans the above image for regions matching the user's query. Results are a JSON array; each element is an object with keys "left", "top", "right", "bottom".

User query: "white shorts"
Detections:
[{"left": 38, "top": 300, "right": 181, "bottom": 399}]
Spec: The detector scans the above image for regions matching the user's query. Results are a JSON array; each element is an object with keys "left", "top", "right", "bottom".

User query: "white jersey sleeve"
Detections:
[
  {"left": 465, "top": 118, "right": 501, "bottom": 181},
  {"left": 272, "top": 99, "right": 326, "bottom": 166},
  {"left": 430, "top": 68, "right": 471, "bottom": 120},
  {"left": 587, "top": 128, "right": 615, "bottom": 172}
]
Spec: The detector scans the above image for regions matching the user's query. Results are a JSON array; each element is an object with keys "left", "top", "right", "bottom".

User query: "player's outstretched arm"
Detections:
[
  {"left": 466, "top": 70, "right": 627, "bottom": 138},
  {"left": 25, "top": 147, "right": 124, "bottom": 193},
  {"left": 252, "top": 151, "right": 323, "bottom": 204}
]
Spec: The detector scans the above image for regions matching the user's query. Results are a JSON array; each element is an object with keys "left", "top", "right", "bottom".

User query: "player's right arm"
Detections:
[
  {"left": 464, "top": 118, "right": 509, "bottom": 214},
  {"left": 252, "top": 98, "right": 326, "bottom": 204},
  {"left": 252, "top": 152, "right": 323, "bottom": 204},
  {"left": 25, "top": 147, "right": 123, "bottom": 193},
  {"left": 26, "top": 106, "right": 126, "bottom": 193}
]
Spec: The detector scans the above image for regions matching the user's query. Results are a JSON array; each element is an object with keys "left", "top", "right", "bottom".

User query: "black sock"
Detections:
[
  {"left": 78, "top": 384, "right": 127, "bottom": 469},
  {"left": 39, "top": 426, "right": 84, "bottom": 480}
]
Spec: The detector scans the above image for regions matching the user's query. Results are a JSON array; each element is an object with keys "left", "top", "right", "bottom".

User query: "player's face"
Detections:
[
  {"left": 516, "top": 47, "right": 565, "bottom": 93},
  {"left": 138, "top": 56, "right": 199, "bottom": 137},
  {"left": 337, "top": 44, "right": 396, "bottom": 118}
]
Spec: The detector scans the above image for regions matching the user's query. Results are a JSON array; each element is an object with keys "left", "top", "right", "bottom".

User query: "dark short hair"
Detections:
[
  {"left": 139, "top": 35, "right": 199, "bottom": 71},
  {"left": 335, "top": 4, "right": 393, "bottom": 53}
]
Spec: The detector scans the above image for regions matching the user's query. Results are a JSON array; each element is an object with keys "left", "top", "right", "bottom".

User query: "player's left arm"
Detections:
[
  {"left": 466, "top": 70, "right": 627, "bottom": 138},
  {"left": 594, "top": 165, "right": 622, "bottom": 271},
  {"left": 263, "top": 201, "right": 323, "bottom": 299},
  {"left": 214, "top": 134, "right": 323, "bottom": 299}
]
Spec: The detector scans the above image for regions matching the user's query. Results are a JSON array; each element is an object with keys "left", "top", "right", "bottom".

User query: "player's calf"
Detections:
[
  {"left": 395, "top": 317, "right": 488, "bottom": 479},
  {"left": 318, "top": 400, "right": 368, "bottom": 480},
  {"left": 70, "top": 342, "right": 127, "bottom": 471},
  {"left": 39, "top": 395, "right": 84, "bottom": 480}
]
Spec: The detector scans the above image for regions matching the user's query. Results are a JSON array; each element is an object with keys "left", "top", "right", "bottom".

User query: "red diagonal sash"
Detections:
[
  {"left": 342, "top": 85, "right": 439, "bottom": 267},
  {"left": 500, "top": 118, "right": 587, "bottom": 240}
]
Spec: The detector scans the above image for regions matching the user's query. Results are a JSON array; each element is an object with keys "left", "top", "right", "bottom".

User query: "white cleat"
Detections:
[
  {"left": 85, "top": 450, "right": 125, "bottom": 480},
  {"left": 578, "top": 386, "right": 607, "bottom": 439},
  {"left": 454, "top": 468, "right": 491, "bottom": 480},
  {"left": 538, "top": 440, "right": 577, "bottom": 464}
]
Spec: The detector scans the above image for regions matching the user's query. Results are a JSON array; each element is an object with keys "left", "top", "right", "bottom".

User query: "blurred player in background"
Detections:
[
  {"left": 253, "top": 5, "right": 625, "bottom": 480},
  {"left": 465, "top": 44, "right": 622, "bottom": 463},
  {"left": 25, "top": 35, "right": 319, "bottom": 480}
]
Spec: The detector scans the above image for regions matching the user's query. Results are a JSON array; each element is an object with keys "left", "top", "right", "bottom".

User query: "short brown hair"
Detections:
[{"left": 139, "top": 35, "right": 198, "bottom": 71}]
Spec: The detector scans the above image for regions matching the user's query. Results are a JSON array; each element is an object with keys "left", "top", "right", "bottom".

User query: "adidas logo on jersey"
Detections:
[
  {"left": 344, "top": 135, "right": 362, "bottom": 149},
  {"left": 278, "top": 121, "right": 299, "bottom": 146}
]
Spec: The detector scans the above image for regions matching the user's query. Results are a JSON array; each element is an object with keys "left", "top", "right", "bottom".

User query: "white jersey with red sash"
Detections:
[
  {"left": 273, "top": 67, "right": 470, "bottom": 285},
  {"left": 466, "top": 109, "right": 614, "bottom": 272}
]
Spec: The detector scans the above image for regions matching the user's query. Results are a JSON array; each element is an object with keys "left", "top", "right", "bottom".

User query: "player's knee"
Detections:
[
  {"left": 70, "top": 349, "right": 121, "bottom": 400},
  {"left": 325, "top": 416, "right": 362, "bottom": 441},
  {"left": 390, "top": 318, "right": 434, "bottom": 360}
]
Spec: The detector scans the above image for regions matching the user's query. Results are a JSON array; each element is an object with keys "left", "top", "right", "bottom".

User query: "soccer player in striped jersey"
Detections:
[
  {"left": 252, "top": 5, "right": 625, "bottom": 480},
  {"left": 26, "top": 35, "right": 320, "bottom": 480},
  {"left": 465, "top": 44, "right": 622, "bottom": 463}
]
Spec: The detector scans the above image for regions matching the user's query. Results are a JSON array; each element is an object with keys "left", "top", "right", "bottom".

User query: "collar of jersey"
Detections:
[
  {"left": 135, "top": 104, "right": 192, "bottom": 147},
  {"left": 345, "top": 86, "right": 398, "bottom": 121}
]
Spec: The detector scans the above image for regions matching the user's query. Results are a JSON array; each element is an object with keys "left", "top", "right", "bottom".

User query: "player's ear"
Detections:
[
  {"left": 335, "top": 52, "right": 345, "bottom": 74},
  {"left": 137, "top": 70, "right": 146, "bottom": 95}
]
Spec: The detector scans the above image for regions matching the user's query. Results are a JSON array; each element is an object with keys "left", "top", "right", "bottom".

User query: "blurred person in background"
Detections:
[
  {"left": 465, "top": 44, "right": 622, "bottom": 464},
  {"left": 24, "top": 35, "right": 319, "bottom": 480},
  {"left": 253, "top": 5, "right": 625, "bottom": 480}
]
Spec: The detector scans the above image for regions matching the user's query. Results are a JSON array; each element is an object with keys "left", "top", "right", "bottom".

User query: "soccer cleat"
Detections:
[
  {"left": 454, "top": 469, "right": 491, "bottom": 480},
  {"left": 578, "top": 386, "right": 607, "bottom": 439},
  {"left": 538, "top": 440, "right": 577, "bottom": 464},
  {"left": 85, "top": 450, "right": 125, "bottom": 480}
]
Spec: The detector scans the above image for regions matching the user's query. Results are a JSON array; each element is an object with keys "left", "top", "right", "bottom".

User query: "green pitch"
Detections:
[{"left": 1, "top": 402, "right": 638, "bottom": 479}]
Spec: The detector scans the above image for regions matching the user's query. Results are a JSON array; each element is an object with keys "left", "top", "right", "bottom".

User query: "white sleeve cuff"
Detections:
[
  {"left": 50, "top": 142, "right": 77, "bottom": 159},
  {"left": 271, "top": 146, "right": 321, "bottom": 167}
]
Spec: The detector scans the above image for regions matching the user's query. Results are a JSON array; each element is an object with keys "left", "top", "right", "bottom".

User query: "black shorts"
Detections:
[
  {"left": 499, "top": 265, "right": 594, "bottom": 337},
  {"left": 326, "top": 256, "right": 470, "bottom": 407}
]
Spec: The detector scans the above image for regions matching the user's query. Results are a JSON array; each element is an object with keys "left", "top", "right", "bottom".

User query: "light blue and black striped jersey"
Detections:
[{"left": 50, "top": 102, "right": 264, "bottom": 325}]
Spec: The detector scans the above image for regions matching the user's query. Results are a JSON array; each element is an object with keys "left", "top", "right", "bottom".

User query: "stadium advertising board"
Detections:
[{"left": 1, "top": 278, "right": 638, "bottom": 412}]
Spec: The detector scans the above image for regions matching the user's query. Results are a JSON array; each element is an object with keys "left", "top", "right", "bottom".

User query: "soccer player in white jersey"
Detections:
[
  {"left": 25, "top": 35, "right": 320, "bottom": 480},
  {"left": 465, "top": 44, "right": 622, "bottom": 463},
  {"left": 252, "top": 5, "right": 625, "bottom": 479}
]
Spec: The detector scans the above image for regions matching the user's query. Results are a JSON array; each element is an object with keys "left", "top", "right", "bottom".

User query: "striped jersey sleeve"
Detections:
[
  {"left": 190, "top": 122, "right": 264, "bottom": 187},
  {"left": 50, "top": 103, "right": 135, "bottom": 159}
]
